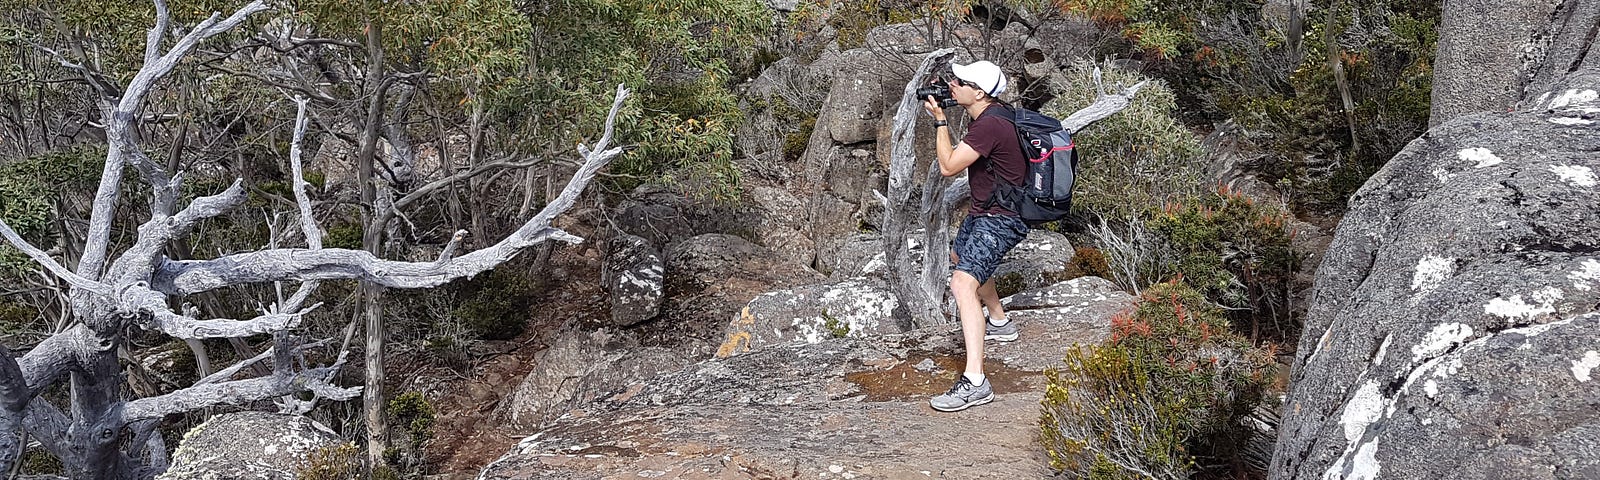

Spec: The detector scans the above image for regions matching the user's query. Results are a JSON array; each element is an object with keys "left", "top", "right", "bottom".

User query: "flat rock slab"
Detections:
[{"left": 480, "top": 277, "right": 1136, "bottom": 479}]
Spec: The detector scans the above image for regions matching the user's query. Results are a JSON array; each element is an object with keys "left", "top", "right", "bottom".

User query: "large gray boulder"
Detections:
[
  {"left": 1429, "top": 0, "right": 1598, "bottom": 125},
  {"left": 1271, "top": 70, "right": 1600, "bottom": 479},
  {"left": 716, "top": 278, "right": 905, "bottom": 357},
  {"left": 159, "top": 412, "right": 346, "bottom": 480},
  {"left": 657, "top": 234, "right": 825, "bottom": 355},
  {"left": 499, "top": 329, "right": 689, "bottom": 430}
]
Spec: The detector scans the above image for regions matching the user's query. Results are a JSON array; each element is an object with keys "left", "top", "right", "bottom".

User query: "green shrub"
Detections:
[
  {"left": 451, "top": 269, "right": 534, "bottom": 340},
  {"left": 820, "top": 310, "right": 850, "bottom": 338},
  {"left": 388, "top": 392, "right": 436, "bottom": 450},
  {"left": 1066, "top": 246, "right": 1112, "bottom": 280},
  {"left": 1041, "top": 280, "right": 1275, "bottom": 478},
  {"left": 322, "top": 223, "right": 363, "bottom": 251},
  {"left": 296, "top": 442, "right": 360, "bottom": 480},
  {"left": 783, "top": 116, "right": 816, "bottom": 163},
  {"left": 1044, "top": 63, "right": 1206, "bottom": 222},
  {"left": 994, "top": 272, "right": 1027, "bottom": 299},
  {"left": 1147, "top": 186, "right": 1301, "bottom": 342}
]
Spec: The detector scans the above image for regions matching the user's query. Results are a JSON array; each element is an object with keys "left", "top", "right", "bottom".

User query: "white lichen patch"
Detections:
[
  {"left": 1411, "top": 323, "right": 1474, "bottom": 364},
  {"left": 1550, "top": 165, "right": 1597, "bottom": 187},
  {"left": 1570, "top": 259, "right": 1600, "bottom": 291},
  {"left": 1423, "top": 379, "right": 1440, "bottom": 398},
  {"left": 1430, "top": 168, "right": 1455, "bottom": 183},
  {"left": 1340, "top": 381, "right": 1386, "bottom": 443},
  {"left": 1550, "top": 117, "right": 1594, "bottom": 125},
  {"left": 1484, "top": 295, "right": 1556, "bottom": 321},
  {"left": 1324, "top": 381, "right": 1387, "bottom": 480},
  {"left": 1458, "top": 147, "right": 1502, "bottom": 168},
  {"left": 1411, "top": 255, "right": 1454, "bottom": 292},
  {"left": 1549, "top": 89, "right": 1599, "bottom": 108},
  {"left": 1347, "top": 439, "right": 1381, "bottom": 480},
  {"left": 1573, "top": 351, "right": 1600, "bottom": 382}
]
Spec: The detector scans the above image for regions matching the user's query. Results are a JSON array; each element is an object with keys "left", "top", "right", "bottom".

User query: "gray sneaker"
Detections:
[
  {"left": 929, "top": 376, "right": 994, "bottom": 412},
  {"left": 984, "top": 317, "right": 1019, "bottom": 342}
]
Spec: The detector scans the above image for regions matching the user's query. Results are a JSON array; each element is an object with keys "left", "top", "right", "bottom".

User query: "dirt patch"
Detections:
[
  {"left": 408, "top": 246, "right": 613, "bottom": 478},
  {"left": 844, "top": 351, "right": 1040, "bottom": 402}
]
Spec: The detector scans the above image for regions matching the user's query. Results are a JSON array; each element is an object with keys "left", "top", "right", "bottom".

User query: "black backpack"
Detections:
[{"left": 980, "top": 105, "right": 1078, "bottom": 225}]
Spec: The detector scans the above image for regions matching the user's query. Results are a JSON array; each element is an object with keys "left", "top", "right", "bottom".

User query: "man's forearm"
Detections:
[{"left": 935, "top": 125, "right": 958, "bottom": 176}]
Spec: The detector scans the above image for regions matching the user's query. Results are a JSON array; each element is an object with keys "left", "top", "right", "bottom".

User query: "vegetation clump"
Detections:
[
  {"left": 1041, "top": 280, "right": 1276, "bottom": 479},
  {"left": 1148, "top": 186, "right": 1301, "bottom": 342},
  {"left": 1044, "top": 63, "right": 1207, "bottom": 222}
]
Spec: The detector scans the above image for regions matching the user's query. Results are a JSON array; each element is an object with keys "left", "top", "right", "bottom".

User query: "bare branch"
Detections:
[
  {"left": 119, "top": 284, "right": 318, "bottom": 340},
  {"left": 145, "top": 0, "right": 170, "bottom": 66},
  {"left": 151, "top": 84, "right": 633, "bottom": 295},
  {"left": 0, "top": 219, "right": 110, "bottom": 295},
  {"left": 1059, "top": 67, "right": 1149, "bottom": 133},
  {"left": 117, "top": 0, "right": 271, "bottom": 116},
  {"left": 108, "top": 178, "right": 247, "bottom": 274},
  {"left": 195, "top": 338, "right": 335, "bottom": 386},
  {"left": 435, "top": 230, "right": 467, "bottom": 265},
  {"left": 79, "top": 0, "right": 272, "bottom": 281},
  {"left": 288, "top": 97, "right": 323, "bottom": 249},
  {"left": 391, "top": 154, "right": 541, "bottom": 212},
  {"left": 119, "top": 365, "right": 357, "bottom": 423}
]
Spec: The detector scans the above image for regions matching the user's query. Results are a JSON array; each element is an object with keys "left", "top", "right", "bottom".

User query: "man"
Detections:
[{"left": 923, "top": 60, "right": 1027, "bottom": 412}]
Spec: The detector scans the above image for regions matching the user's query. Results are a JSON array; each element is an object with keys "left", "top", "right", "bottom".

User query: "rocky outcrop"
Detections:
[
  {"left": 828, "top": 228, "right": 1075, "bottom": 289},
  {"left": 1271, "top": 69, "right": 1600, "bottom": 479},
  {"left": 159, "top": 412, "right": 345, "bottom": 480},
  {"left": 655, "top": 233, "right": 825, "bottom": 355},
  {"left": 500, "top": 329, "right": 690, "bottom": 430},
  {"left": 717, "top": 278, "right": 905, "bottom": 357},
  {"left": 479, "top": 277, "right": 1135, "bottom": 479},
  {"left": 1429, "top": 0, "right": 1600, "bottom": 125},
  {"left": 602, "top": 233, "right": 664, "bottom": 327}
]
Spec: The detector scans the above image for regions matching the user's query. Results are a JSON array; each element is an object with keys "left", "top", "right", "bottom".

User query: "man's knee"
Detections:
[{"left": 950, "top": 270, "right": 981, "bottom": 293}]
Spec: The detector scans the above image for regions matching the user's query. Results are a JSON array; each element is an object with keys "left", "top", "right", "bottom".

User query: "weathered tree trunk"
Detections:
[{"left": 882, "top": 49, "right": 958, "bottom": 329}]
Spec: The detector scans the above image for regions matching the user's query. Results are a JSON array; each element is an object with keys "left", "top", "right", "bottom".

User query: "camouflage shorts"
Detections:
[{"left": 950, "top": 214, "right": 1029, "bottom": 285}]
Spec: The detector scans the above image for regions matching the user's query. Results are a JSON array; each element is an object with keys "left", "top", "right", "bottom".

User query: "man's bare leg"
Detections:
[
  {"left": 950, "top": 271, "right": 985, "bottom": 377},
  {"left": 978, "top": 278, "right": 1005, "bottom": 323}
]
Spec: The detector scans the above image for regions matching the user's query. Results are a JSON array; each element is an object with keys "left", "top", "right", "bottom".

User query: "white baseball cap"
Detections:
[{"left": 951, "top": 61, "right": 1007, "bottom": 97}]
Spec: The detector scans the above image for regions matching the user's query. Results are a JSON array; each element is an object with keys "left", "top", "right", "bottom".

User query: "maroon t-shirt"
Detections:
[{"left": 963, "top": 107, "right": 1026, "bottom": 216}]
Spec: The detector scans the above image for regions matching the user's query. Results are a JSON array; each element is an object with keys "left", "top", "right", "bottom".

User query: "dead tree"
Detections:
[
  {"left": 0, "top": 1, "right": 631, "bottom": 477},
  {"left": 881, "top": 50, "right": 1147, "bottom": 328}
]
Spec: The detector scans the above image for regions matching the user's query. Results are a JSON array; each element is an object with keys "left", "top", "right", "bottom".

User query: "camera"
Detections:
[{"left": 918, "top": 79, "right": 958, "bottom": 108}]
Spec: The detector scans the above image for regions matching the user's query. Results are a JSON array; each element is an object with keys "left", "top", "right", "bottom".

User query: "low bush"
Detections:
[
  {"left": 1066, "top": 246, "right": 1112, "bottom": 280},
  {"left": 1041, "top": 280, "right": 1276, "bottom": 478},
  {"left": 1043, "top": 62, "right": 1207, "bottom": 223},
  {"left": 1147, "top": 185, "right": 1300, "bottom": 342},
  {"left": 296, "top": 442, "right": 360, "bottom": 480},
  {"left": 451, "top": 268, "right": 535, "bottom": 340}
]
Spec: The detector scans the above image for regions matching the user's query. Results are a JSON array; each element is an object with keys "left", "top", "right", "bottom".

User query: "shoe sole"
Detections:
[
  {"left": 930, "top": 392, "right": 995, "bottom": 412},
  {"left": 984, "top": 332, "right": 1019, "bottom": 342}
]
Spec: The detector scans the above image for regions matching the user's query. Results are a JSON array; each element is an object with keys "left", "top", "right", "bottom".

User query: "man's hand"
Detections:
[{"left": 923, "top": 96, "right": 946, "bottom": 121}]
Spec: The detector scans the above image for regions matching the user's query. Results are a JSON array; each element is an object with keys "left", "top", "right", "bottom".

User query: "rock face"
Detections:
[
  {"left": 1271, "top": 70, "right": 1600, "bottom": 479},
  {"left": 829, "top": 229, "right": 1074, "bottom": 289},
  {"left": 716, "top": 278, "right": 905, "bottom": 357},
  {"left": 1430, "top": 0, "right": 1599, "bottom": 125},
  {"left": 500, "top": 329, "right": 690, "bottom": 430},
  {"left": 159, "top": 412, "right": 345, "bottom": 480},
  {"left": 656, "top": 233, "right": 825, "bottom": 355},
  {"left": 479, "top": 277, "right": 1135, "bottom": 479},
  {"left": 602, "top": 233, "right": 664, "bottom": 327}
]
